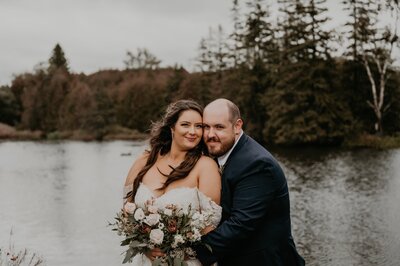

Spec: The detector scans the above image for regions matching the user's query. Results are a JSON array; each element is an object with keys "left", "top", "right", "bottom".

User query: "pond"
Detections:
[{"left": 0, "top": 141, "right": 399, "bottom": 265}]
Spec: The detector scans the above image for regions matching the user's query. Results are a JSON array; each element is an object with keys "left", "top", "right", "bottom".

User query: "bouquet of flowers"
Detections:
[{"left": 110, "top": 200, "right": 214, "bottom": 265}]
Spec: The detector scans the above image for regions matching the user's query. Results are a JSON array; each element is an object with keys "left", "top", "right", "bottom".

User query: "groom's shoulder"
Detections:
[
  {"left": 242, "top": 135, "right": 270, "bottom": 156},
  {"left": 241, "top": 135, "right": 279, "bottom": 165}
]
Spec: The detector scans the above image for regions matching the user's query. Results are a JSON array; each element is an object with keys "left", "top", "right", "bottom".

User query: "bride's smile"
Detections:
[{"left": 171, "top": 109, "right": 203, "bottom": 151}]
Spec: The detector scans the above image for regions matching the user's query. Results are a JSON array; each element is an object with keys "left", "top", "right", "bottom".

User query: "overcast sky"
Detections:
[{"left": 0, "top": 0, "right": 396, "bottom": 86}]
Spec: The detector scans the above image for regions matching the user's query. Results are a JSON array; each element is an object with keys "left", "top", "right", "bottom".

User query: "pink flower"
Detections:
[{"left": 124, "top": 202, "right": 136, "bottom": 214}]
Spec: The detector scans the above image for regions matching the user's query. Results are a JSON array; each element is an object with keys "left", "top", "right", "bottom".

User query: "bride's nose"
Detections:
[{"left": 188, "top": 126, "right": 196, "bottom": 134}]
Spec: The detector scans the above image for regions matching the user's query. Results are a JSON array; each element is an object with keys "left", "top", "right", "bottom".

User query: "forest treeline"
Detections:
[{"left": 0, "top": 0, "right": 400, "bottom": 145}]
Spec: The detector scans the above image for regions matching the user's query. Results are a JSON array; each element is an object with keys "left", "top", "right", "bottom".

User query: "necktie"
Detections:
[
  {"left": 219, "top": 164, "right": 225, "bottom": 175},
  {"left": 214, "top": 157, "right": 224, "bottom": 175}
]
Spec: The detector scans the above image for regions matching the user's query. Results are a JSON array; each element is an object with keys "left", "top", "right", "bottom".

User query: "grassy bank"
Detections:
[
  {"left": 343, "top": 134, "right": 400, "bottom": 149},
  {"left": 0, "top": 123, "right": 148, "bottom": 141}
]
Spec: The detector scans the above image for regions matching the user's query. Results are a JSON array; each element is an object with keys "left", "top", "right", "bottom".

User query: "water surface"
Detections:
[{"left": 0, "top": 142, "right": 399, "bottom": 265}]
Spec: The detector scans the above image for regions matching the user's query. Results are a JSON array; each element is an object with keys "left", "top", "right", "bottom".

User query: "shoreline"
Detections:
[
  {"left": 0, "top": 123, "right": 149, "bottom": 142},
  {"left": 1, "top": 127, "right": 400, "bottom": 149}
]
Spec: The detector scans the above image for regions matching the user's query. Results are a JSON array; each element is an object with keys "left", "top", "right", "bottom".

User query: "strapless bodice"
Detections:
[{"left": 125, "top": 183, "right": 222, "bottom": 228}]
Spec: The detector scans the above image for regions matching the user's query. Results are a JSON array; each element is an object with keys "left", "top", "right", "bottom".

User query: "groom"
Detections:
[{"left": 197, "top": 99, "right": 305, "bottom": 266}]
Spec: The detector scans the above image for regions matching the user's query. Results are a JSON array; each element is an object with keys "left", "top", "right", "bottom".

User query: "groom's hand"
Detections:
[
  {"left": 145, "top": 248, "right": 165, "bottom": 261},
  {"left": 201, "top": 225, "right": 216, "bottom": 235},
  {"left": 194, "top": 243, "right": 217, "bottom": 266}
]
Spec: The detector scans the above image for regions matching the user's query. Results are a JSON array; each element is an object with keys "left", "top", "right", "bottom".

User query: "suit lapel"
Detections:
[
  {"left": 222, "top": 133, "right": 248, "bottom": 173},
  {"left": 220, "top": 134, "right": 248, "bottom": 221}
]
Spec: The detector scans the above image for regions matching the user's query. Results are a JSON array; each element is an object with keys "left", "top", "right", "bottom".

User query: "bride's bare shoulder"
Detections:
[
  {"left": 197, "top": 155, "right": 221, "bottom": 204},
  {"left": 197, "top": 155, "right": 218, "bottom": 169},
  {"left": 124, "top": 151, "right": 150, "bottom": 186}
]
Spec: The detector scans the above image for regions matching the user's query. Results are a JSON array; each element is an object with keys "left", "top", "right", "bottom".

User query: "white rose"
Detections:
[
  {"left": 124, "top": 202, "right": 136, "bottom": 214},
  {"left": 134, "top": 208, "right": 145, "bottom": 220},
  {"left": 191, "top": 228, "right": 201, "bottom": 241},
  {"left": 173, "top": 234, "right": 185, "bottom": 246},
  {"left": 163, "top": 209, "right": 173, "bottom": 216},
  {"left": 144, "top": 213, "right": 160, "bottom": 226},
  {"left": 149, "top": 229, "right": 164, "bottom": 245},
  {"left": 147, "top": 205, "right": 158, "bottom": 214}
]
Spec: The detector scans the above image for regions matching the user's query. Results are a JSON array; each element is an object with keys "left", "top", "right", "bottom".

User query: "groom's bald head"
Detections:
[
  {"left": 204, "top": 98, "right": 241, "bottom": 124},
  {"left": 203, "top": 98, "right": 243, "bottom": 157}
]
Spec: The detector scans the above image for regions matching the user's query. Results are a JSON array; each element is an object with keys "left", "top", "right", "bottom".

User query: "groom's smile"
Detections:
[{"left": 203, "top": 101, "right": 242, "bottom": 157}]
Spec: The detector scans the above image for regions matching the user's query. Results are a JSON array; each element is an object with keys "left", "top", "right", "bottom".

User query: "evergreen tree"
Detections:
[
  {"left": 195, "top": 37, "right": 214, "bottom": 72},
  {"left": 195, "top": 26, "right": 229, "bottom": 72},
  {"left": 165, "top": 66, "right": 188, "bottom": 102},
  {"left": 229, "top": 0, "right": 279, "bottom": 141},
  {"left": 229, "top": 0, "right": 246, "bottom": 67},
  {"left": 124, "top": 48, "right": 161, "bottom": 70},
  {"left": 215, "top": 25, "right": 230, "bottom": 72},
  {"left": 48, "top": 43, "right": 69, "bottom": 72},
  {"left": 263, "top": 0, "right": 351, "bottom": 144},
  {"left": 342, "top": 0, "right": 378, "bottom": 60},
  {"left": 307, "top": 0, "right": 332, "bottom": 59},
  {"left": 0, "top": 86, "right": 20, "bottom": 125},
  {"left": 242, "top": 0, "right": 277, "bottom": 67}
]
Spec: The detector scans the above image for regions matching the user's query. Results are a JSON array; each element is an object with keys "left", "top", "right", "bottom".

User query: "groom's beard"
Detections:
[{"left": 205, "top": 136, "right": 235, "bottom": 157}]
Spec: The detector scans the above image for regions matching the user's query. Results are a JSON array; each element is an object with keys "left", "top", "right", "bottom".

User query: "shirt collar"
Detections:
[{"left": 217, "top": 130, "right": 243, "bottom": 167}]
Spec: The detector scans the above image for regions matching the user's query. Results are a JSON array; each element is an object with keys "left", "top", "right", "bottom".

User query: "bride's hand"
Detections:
[
  {"left": 145, "top": 248, "right": 165, "bottom": 261},
  {"left": 201, "top": 225, "right": 215, "bottom": 235}
]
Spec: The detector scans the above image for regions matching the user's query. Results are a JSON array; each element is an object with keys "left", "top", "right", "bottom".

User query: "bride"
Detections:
[{"left": 123, "top": 99, "right": 222, "bottom": 266}]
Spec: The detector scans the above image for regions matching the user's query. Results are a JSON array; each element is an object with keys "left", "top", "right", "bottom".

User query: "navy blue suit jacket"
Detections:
[{"left": 199, "top": 134, "right": 305, "bottom": 266}]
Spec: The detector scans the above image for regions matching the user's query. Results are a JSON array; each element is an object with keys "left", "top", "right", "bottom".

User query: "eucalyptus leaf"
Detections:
[
  {"left": 173, "top": 257, "right": 184, "bottom": 266},
  {"left": 129, "top": 240, "right": 142, "bottom": 248},
  {"left": 121, "top": 238, "right": 131, "bottom": 246},
  {"left": 151, "top": 258, "right": 162, "bottom": 266},
  {"left": 122, "top": 248, "right": 135, "bottom": 264}
]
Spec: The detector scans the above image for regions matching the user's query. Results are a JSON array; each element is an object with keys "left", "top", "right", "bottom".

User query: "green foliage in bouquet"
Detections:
[{"left": 110, "top": 201, "right": 213, "bottom": 265}]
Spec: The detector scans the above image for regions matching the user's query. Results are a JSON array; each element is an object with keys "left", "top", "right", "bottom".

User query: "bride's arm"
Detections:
[
  {"left": 197, "top": 156, "right": 221, "bottom": 205},
  {"left": 196, "top": 156, "right": 221, "bottom": 236},
  {"left": 123, "top": 152, "right": 149, "bottom": 203}
]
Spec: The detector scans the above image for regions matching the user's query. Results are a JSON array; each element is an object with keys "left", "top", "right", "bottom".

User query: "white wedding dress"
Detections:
[{"left": 123, "top": 183, "right": 222, "bottom": 266}]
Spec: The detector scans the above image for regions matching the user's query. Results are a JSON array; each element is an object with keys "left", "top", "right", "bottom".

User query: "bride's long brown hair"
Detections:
[{"left": 127, "top": 99, "right": 206, "bottom": 201}]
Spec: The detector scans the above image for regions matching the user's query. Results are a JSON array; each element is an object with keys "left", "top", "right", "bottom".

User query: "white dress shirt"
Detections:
[{"left": 217, "top": 130, "right": 244, "bottom": 170}]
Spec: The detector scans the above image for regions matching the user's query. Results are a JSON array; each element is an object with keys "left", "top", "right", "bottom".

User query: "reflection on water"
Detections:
[
  {"left": 0, "top": 142, "right": 399, "bottom": 265},
  {"left": 0, "top": 141, "right": 147, "bottom": 265},
  {"left": 272, "top": 147, "right": 400, "bottom": 266}
]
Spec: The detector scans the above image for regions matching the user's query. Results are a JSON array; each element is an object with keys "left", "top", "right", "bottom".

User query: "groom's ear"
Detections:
[{"left": 234, "top": 119, "right": 243, "bottom": 134}]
